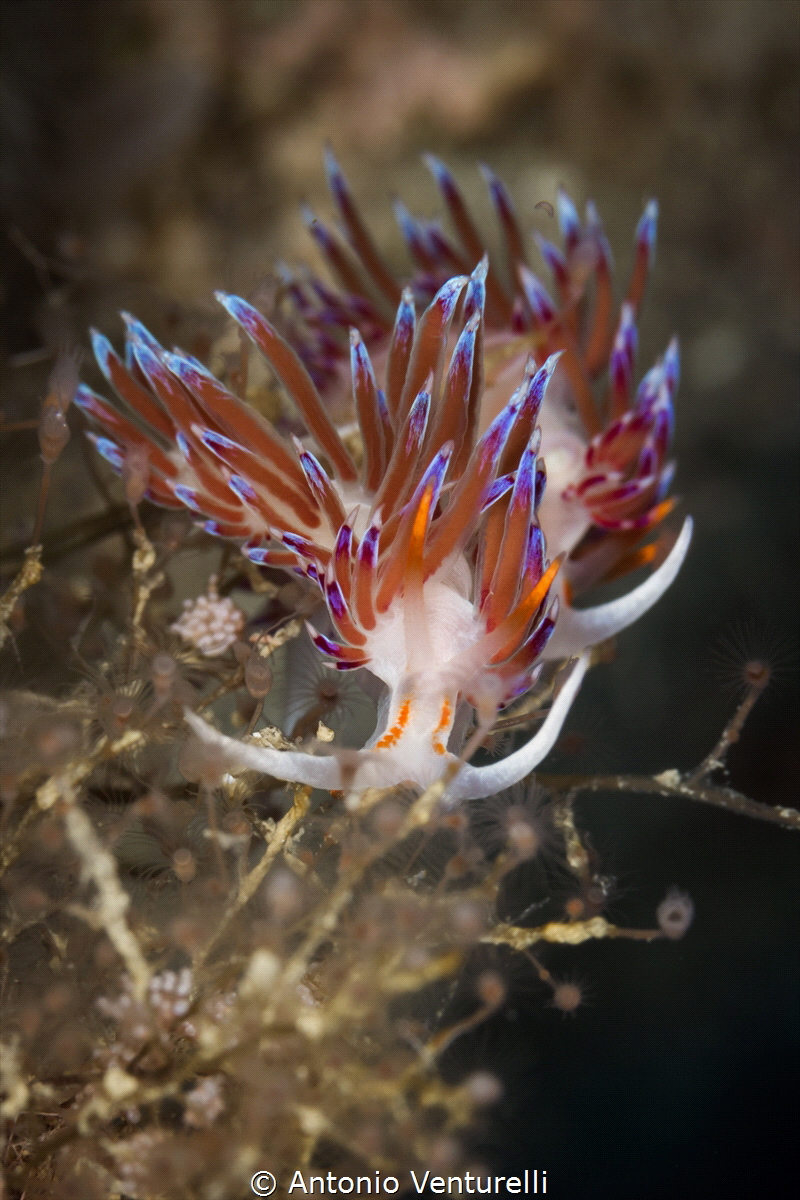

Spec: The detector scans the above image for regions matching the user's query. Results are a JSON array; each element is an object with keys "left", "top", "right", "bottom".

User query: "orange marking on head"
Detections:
[
  {"left": 431, "top": 697, "right": 453, "bottom": 756},
  {"left": 374, "top": 696, "right": 412, "bottom": 751},
  {"left": 433, "top": 697, "right": 452, "bottom": 736}
]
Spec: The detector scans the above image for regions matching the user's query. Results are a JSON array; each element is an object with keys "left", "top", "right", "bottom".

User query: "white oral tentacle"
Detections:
[
  {"left": 542, "top": 516, "right": 693, "bottom": 660},
  {"left": 184, "top": 711, "right": 344, "bottom": 789},
  {"left": 444, "top": 651, "right": 590, "bottom": 802}
]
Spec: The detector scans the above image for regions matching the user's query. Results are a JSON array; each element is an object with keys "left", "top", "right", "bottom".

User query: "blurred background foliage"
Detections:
[{"left": 1, "top": 2, "right": 798, "bottom": 1197}]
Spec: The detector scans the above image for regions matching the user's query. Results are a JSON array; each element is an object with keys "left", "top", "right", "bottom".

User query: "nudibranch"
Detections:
[{"left": 76, "top": 152, "right": 691, "bottom": 800}]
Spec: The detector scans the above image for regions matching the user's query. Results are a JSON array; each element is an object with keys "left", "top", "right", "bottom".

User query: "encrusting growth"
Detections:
[{"left": 77, "top": 152, "right": 691, "bottom": 798}]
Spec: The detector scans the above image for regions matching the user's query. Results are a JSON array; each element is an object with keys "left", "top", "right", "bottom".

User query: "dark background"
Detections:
[{"left": 1, "top": 2, "right": 798, "bottom": 1198}]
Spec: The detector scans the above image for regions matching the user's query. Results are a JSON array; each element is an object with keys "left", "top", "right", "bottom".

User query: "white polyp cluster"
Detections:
[
  {"left": 170, "top": 575, "right": 245, "bottom": 657},
  {"left": 148, "top": 967, "right": 193, "bottom": 1023}
]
